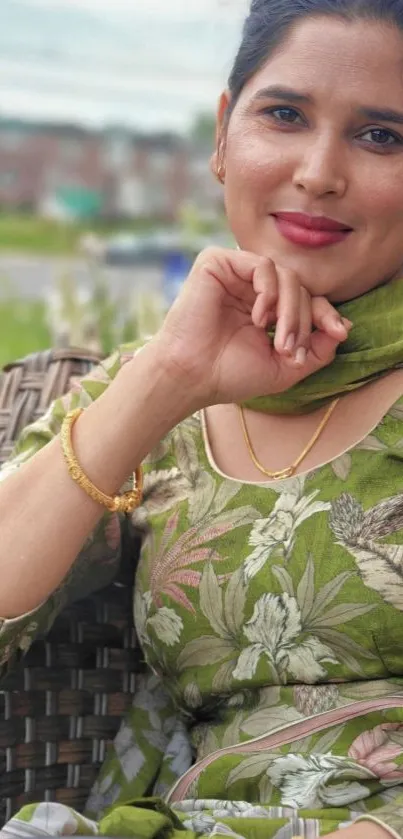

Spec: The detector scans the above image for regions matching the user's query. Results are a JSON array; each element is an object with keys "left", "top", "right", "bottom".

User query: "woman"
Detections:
[{"left": 2, "top": 0, "right": 403, "bottom": 837}]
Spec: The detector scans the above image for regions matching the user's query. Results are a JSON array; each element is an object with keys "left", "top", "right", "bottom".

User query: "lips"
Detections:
[
  {"left": 272, "top": 213, "right": 352, "bottom": 249},
  {"left": 273, "top": 212, "right": 352, "bottom": 232}
]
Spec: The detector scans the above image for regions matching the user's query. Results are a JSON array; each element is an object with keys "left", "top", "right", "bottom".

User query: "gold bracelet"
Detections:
[{"left": 60, "top": 408, "right": 143, "bottom": 514}]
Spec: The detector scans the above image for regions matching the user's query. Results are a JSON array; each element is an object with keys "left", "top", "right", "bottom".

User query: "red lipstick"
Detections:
[{"left": 273, "top": 212, "right": 352, "bottom": 248}]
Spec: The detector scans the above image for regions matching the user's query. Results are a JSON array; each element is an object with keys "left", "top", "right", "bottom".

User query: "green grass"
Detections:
[
  {"left": 0, "top": 214, "right": 159, "bottom": 255},
  {"left": 0, "top": 299, "right": 51, "bottom": 367}
]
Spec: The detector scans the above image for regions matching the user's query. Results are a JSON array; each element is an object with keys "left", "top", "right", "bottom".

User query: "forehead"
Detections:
[{"left": 240, "top": 17, "right": 403, "bottom": 103}]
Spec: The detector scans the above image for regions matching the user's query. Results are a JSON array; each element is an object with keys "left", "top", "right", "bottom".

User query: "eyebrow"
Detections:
[{"left": 252, "top": 85, "right": 403, "bottom": 125}]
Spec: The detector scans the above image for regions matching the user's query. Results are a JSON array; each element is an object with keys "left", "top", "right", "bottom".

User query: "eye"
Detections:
[
  {"left": 359, "top": 127, "right": 403, "bottom": 148},
  {"left": 262, "top": 106, "right": 304, "bottom": 125}
]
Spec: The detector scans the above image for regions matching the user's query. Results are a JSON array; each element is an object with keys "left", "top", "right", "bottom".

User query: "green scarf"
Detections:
[{"left": 243, "top": 277, "right": 403, "bottom": 415}]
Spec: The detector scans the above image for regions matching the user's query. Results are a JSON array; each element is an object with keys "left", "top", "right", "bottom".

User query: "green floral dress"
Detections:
[{"left": 3, "top": 344, "right": 403, "bottom": 839}]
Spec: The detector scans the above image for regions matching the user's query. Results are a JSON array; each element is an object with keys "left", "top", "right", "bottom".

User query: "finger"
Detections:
[
  {"left": 312, "top": 296, "right": 353, "bottom": 341},
  {"left": 193, "top": 247, "right": 261, "bottom": 309},
  {"left": 251, "top": 258, "right": 278, "bottom": 328},
  {"left": 292, "top": 286, "right": 313, "bottom": 366},
  {"left": 305, "top": 329, "right": 341, "bottom": 371},
  {"left": 273, "top": 267, "right": 302, "bottom": 355},
  {"left": 279, "top": 329, "right": 341, "bottom": 386}
]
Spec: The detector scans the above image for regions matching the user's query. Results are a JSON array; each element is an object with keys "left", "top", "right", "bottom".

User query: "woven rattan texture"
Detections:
[{"left": 0, "top": 349, "right": 144, "bottom": 825}]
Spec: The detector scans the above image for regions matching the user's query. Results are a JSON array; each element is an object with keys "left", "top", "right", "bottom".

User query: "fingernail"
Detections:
[
  {"left": 343, "top": 317, "right": 353, "bottom": 329},
  {"left": 284, "top": 333, "right": 295, "bottom": 353},
  {"left": 295, "top": 347, "right": 306, "bottom": 366},
  {"left": 334, "top": 319, "right": 348, "bottom": 334}
]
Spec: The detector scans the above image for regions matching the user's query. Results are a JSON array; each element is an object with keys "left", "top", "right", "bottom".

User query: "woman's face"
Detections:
[{"left": 217, "top": 16, "right": 403, "bottom": 303}]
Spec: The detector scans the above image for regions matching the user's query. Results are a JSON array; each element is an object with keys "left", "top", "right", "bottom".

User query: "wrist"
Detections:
[
  {"left": 130, "top": 336, "right": 206, "bottom": 417},
  {"left": 118, "top": 338, "right": 202, "bottom": 431}
]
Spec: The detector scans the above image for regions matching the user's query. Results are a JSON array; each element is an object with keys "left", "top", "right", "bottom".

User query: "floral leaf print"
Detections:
[
  {"left": 243, "top": 487, "right": 331, "bottom": 581},
  {"left": 189, "top": 508, "right": 258, "bottom": 548},
  {"left": 305, "top": 571, "right": 353, "bottom": 623},
  {"left": 258, "top": 775, "right": 273, "bottom": 804},
  {"left": 134, "top": 588, "right": 153, "bottom": 648},
  {"left": 200, "top": 563, "right": 227, "bottom": 636},
  {"left": 147, "top": 608, "right": 183, "bottom": 647},
  {"left": 210, "top": 480, "right": 243, "bottom": 516},
  {"left": 360, "top": 494, "right": 403, "bottom": 541},
  {"left": 331, "top": 491, "right": 403, "bottom": 543},
  {"left": 233, "top": 593, "right": 337, "bottom": 685},
  {"left": 145, "top": 514, "right": 230, "bottom": 615},
  {"left": 339, "top": 679, "right": 400, "bottom": 701},
  {"left": 311, "top": 724, "right": 345, "bottom": 755},
  {"left": 349, "top": 724, "right": 403, "bottom": 780},
  {"left": 331, "top": 452, "right": 352, "bottom": 482},
  {"left": 227, "top": 754, "right": 277, "bottom": 787},
  {"left": 293, "top": 684, "right": 340, "bottom": 716},
  {"left": 172, "top": 423, "right": 199, "bottom": 482},
  {"left": 144, "top": 438, "right": 171, "bottom": 465},
  {"left": 131, "top": 468, "right": 190, "bottom": 526},
  {"left": 241, "top": 706, "right": 301, "bottom": 737},
  {"left": 348, "top": 541, "right": 403, "bottom": 610},
  {"left": 312, "top": 628, "right": 376, "bottom": 676},
  {"left": 188, "top": 471, "right": 217, "bottom": 524},
  {"left": 212, "top": 507, "right": 260, "bottom": 530},
  {"left": 224, "top": 569, "right": 248, "bottom": 636},
  {"left": 212, "top": 660, "right": 239, "bottom": 691},
  {"left": 389, "top": 731, "right": 403, "bottom": 747},
  {"left": 177, "top": 565, "right": 249, "bottom": 676},
  {"left": 271, "top": 566, "right": 295, "bottom": 598},
  {"left": 161, "top": 582, "right": 198, "bottom": 614},
  {"left": 266, "top": 753, "right": 372, "bottom": 809},
  {"left": 222, "top": 711, "right": 243, "bottom": 749},
  {"left": 183, "top": 682, "right": 203, "bottom": 710},
  {"left": 296, "top": 554, "right": 315, "bottom": 622},
  {"left": 355, "top": 435, "right": 388, "bottom": 452},
  {"left": 192, "top": 726, "right": 220, "bottom": 762},
  {"left": 308, "top": 602, "right": 375, "bottom": 628},
  {"left": 330, "top": 493, "right": 403, "bottom": 610},
  {"left": 177, "top": 637, "right": 235, "bottom": 671},
  {"left": 390, "top": 402, "right": 403, "bottom": 422}
]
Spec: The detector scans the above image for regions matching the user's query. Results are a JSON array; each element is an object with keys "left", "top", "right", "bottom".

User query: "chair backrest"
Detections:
[{"left": 0, "top": 349, "right": 144, "bottom": 825}]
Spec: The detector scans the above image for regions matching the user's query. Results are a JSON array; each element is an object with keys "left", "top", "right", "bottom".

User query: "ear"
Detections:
[
  {"left": 215, "top": 89, "right": 231, "bottom": 143},
  {"left": 210, "top": 89, "right": 231, "bottom": 180}
]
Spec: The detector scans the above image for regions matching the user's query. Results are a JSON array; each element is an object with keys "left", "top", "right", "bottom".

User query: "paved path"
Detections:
[{"left": 0, "top": 253, "right": 162, "bottom": 300}]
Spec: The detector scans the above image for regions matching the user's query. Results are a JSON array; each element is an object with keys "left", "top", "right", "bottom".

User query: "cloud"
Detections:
[{"left": 0, "top": 0, "right": 248, "bottom": 131}]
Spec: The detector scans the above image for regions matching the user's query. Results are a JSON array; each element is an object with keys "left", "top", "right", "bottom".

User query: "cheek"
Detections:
[
  {"left": 355, "top": 169, "right": 403, "bottom": 228},
  {"left": 225, "top": 127, "right": 286, "bottom": 192}
]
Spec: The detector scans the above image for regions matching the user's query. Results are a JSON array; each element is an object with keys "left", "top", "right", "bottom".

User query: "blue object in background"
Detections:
[{"left": 162, "top": 251, "right": 192, "bottom": 307}]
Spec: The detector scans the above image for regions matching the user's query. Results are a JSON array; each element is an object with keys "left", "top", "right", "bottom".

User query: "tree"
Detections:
[{"left": 190, "top": 113, "right": 217, "bottom": 148}]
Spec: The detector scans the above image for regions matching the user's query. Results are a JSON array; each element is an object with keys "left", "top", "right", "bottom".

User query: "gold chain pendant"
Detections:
[{"left": 238, "top": 398, "right": 340, "bottom": 480}]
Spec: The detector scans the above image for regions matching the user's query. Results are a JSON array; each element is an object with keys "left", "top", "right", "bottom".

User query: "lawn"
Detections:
[
  {"left": 0, "top": 214, "right": 156, "bottom": 256},
  {"left": 0, "top": 298, "right": 51, "bottom": 367}
]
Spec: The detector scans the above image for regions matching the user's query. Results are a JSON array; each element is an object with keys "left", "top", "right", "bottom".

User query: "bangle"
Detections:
[{"left": 60, "top": 408, "right": 143, "bottom": 514}]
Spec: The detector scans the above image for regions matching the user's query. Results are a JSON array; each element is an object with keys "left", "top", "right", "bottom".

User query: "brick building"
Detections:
[{"left": 0, "top": 118, "right": 221, "bottom": 222}]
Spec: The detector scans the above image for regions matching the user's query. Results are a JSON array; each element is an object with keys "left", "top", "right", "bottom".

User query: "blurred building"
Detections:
[{"left": 0, "top": 118, "right": 222, "bottom": 222}]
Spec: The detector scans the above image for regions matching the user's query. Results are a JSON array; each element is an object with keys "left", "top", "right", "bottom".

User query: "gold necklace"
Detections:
[{"left": 238, "top": 398, "right": 340, "bottom": 481}]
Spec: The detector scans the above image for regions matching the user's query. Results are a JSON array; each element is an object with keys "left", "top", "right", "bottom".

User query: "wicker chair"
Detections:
[{"left": 0, "top": 348, "right": 145, "bottom": 827}]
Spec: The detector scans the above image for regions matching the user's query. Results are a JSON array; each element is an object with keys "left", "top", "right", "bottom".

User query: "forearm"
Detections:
[{"left": 0, "top": 342, "right": 196, "bottom": 618}]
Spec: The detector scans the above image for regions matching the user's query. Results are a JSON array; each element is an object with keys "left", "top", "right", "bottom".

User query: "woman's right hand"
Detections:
[{"left": 154, "top": 247, "right": 352, "bottom": 407}]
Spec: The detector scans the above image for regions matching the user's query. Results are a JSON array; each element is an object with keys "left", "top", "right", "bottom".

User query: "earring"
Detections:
[{"left": 215, "top": 161, "right": 226, "bottom": 184}]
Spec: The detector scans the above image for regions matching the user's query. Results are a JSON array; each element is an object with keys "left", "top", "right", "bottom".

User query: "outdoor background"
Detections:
[{"left": 0, "top": 0, "right": 248, "bottom": 366}]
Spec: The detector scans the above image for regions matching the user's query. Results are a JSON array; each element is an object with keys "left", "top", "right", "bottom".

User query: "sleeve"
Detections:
[{"left": 0, "top": 342, "right": 142, "bottom": 681}]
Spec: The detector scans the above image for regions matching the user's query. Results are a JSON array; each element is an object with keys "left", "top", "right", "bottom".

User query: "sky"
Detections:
[{"left": 0, "top": 0, "right": 249, "bottom": 134}]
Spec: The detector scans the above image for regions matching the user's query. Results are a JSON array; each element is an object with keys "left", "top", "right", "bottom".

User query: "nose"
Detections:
[{"left": 292, "top": 135, "right": 347, "bottom": 199}]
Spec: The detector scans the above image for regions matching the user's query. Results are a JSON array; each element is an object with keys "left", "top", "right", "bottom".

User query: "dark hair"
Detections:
[{"left": 227, "top": 0, "right": 403, "bottom": 117}]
